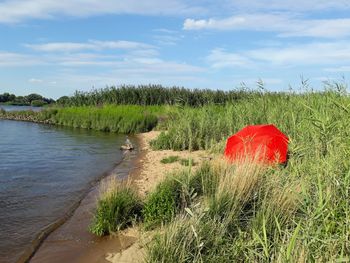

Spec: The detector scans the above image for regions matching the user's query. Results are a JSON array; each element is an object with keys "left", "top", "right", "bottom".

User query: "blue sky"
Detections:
[{"left": 0, "top": 0, "right": 350, "bottom": 99}]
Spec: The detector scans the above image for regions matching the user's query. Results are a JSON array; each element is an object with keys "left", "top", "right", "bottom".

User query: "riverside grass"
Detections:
[
  {"left": 89, "top": 178, "right": 142, "bottom": 236},
  {"left": 0, "top": 105, "right": 167, "bottom": 133},
  {"left": 145, "top": 89, "right": 350, "bottom": 261},
  {"left": 56, "top": 84, "right": 249, "bottom": 107}
]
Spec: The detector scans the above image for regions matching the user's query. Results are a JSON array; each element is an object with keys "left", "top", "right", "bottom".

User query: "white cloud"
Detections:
[
  {"left": 28, "top": 78, "right": 43, "bottom": 83},
  {"left": 207, "top": 48, "right": 253, "bottom": 68},
  {"left": 0, "top": 52, "right": 43, "bottom": 66},
  {"left": 0, "top": 0, "right": 204, "bottom": 23},
  {"left": 248, "top": 42, "right": 350, "bottom": 65},
  {"left": 324, "top": 66, "right": 350, "bottom": 72},
  {"left": 207, "top": 41, "right": 350, "bottom": 68},
  {"left": 184, "top": 14, "right": 350, "bottom": 38},
  {"left": 226, "top": 0, "right": 350, "bottom": 12},
  {"left": 25, "top": 40, "right": 154, "bottom": 52}
]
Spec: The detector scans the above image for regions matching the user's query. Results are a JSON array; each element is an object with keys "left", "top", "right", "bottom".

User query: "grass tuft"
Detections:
[{"left": 89, "top": 179, "right": 142, "bottom": 236}]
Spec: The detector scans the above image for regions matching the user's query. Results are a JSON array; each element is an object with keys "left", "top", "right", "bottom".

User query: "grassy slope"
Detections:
[{"left": 146, "top": 90, "right": 350, "bottom": 262}]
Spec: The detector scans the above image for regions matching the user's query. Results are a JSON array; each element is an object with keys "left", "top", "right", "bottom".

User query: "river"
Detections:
[{"left": 0, "top": 117, "right": 130, "bottom": 263}]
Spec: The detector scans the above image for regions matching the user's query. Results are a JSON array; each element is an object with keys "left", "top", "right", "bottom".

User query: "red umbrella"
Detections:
[{"left": 224, "top": 124, "right": 289, "bottom": 164}]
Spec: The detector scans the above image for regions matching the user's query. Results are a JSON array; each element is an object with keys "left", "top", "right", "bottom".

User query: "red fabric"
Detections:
[{"left": 224, "top": 124, "right": 289, "bottom": 164}]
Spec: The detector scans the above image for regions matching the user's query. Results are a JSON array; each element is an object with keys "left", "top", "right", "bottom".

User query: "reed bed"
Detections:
[
  {"left": 1, "top": 105, "right": 166, "bottom": 133},
  {"left": 56, "top": 84, "right": 253, "bottom": 107}
]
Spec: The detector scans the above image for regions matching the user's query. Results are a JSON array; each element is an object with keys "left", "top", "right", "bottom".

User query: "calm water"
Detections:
[
  {"left": 0, "top": 119, "right": 130, "bottom": 263},
  {"left": 0, "top": 105, "right": 43, "bottom": 112}
]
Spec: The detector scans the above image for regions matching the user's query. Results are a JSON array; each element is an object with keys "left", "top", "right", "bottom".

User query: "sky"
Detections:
[{"left": 0, "top": 0, "right": 350, "bottom": 99}]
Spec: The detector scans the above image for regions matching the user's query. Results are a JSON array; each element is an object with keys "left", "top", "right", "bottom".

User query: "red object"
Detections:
[{"left": 224, "top": 124, "right": 289, "bottom": 164}]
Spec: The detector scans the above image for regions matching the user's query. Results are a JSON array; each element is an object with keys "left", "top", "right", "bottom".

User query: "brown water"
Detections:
[{"left": 0, "top": 119, "right": 133, "bottom": 263}]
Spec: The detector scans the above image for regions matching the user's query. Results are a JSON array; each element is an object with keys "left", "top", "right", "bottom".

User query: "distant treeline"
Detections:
[
  {"left": 56, "top": 85, "right": 252, "bottom": 107},
  {"left": 0, "top": 92, "right": 55, "bottom": 106}
]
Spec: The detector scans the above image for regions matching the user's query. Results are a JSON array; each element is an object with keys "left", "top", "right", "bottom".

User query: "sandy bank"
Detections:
[{"left": 104, "top": 131, "right": 209, "bottom": 263}]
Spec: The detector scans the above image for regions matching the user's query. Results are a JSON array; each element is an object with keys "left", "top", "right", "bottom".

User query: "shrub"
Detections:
[
  {"left": 143, "top": 178, "right": 181, "bottom": 229},
  {"left": 89, "top": 182, "right": 142, "bottom": 236}
]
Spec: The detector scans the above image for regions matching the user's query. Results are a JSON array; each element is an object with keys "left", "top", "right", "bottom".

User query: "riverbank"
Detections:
[
  {"left": 28, "top": 137, "right": 141, "bottom": 263},
  {"left": 27, "top": 130, "right": 209, "bottom": 263},
  {"left": 102, "top": 131, "right": 209, "bottom": 263}
]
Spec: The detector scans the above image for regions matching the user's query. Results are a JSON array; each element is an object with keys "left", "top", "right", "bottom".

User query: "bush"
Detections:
[
  {"left": 31, "top": 99, "right": 48, "bottom": 107},
  {"left": 89, "top": 185, "right": 142, "bottom": 236},
  {"left": 143, "top": 179, "right": 180, "bottom": 229}
]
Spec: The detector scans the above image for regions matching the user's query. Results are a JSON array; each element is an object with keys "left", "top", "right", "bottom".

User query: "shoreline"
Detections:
[
  {"left": 23, "top": 135, "right": 142, "bottom": 263},
  {"left": 24, "top": 131, "right": 209, "bottom": 263}
]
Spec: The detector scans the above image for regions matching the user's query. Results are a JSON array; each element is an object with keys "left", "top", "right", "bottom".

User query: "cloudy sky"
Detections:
[{"left": 0, "top": 0, "right": 350, "bottom": 98}]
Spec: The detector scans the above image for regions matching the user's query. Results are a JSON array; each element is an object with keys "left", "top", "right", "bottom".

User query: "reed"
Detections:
[
  {"left": 89, "top": 178, "right": 142, "bottom": 236},
  {"left": 56, "top": 84, "right": 253, "bottom": 107}
]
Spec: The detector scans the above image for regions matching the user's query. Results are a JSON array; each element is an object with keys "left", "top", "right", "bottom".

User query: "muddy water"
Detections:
[{"left": 0, "top": 120, "right": 134, "bottom": 263}]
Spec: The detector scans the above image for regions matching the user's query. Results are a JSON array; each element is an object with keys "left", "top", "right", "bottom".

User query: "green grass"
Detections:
[
  {"left": 56, "top": 84, "right": 249, "bottom": 107},
  {"left": 142, "top": 176, "right": 182, "bottom": 229},
  {"left": 1, "top": 105, "right": 167, "bottom": 134},
  {"left": 145, "top": 86, "right": 350, "bottom": 262},
  {"left": 89, "top": 182, "right": 142, "bottom": 236},
  {"left": 160, "top": 156, "right": 179, "bottom": 164},
  {"left": 50, "top": 105, "right": 163, "bottom": 133},
  {"left": 179, "top": 158, "right": 196, "bottom": 166}
]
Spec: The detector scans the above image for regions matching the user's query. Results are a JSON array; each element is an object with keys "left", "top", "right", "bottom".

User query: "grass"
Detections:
[
  {"left": 56, "top": 84, "right": 249, "bottom": 107},
  {"left": 179, "top": 158, "right": 196, "bottom": 166},
  {"left": 89, "top": 179, "right": 142, "bottom": 236},
  {"left": 145, "top": 160, "right": 301, "bottom": 262},
  {"left": 160, "top": 156, "right": 179, "bottom": 164},
  {"left": 0, "top": 105, "right": 166, "bottom": 134},
  {"left": 50, "top": 105, "right": 163, "bottom": 133},
  {"left": 142, "top": 176, "right": 182, "bottom": 229},
  {"left": 144, "top": 85, "right": 350, "bottom": 261}
]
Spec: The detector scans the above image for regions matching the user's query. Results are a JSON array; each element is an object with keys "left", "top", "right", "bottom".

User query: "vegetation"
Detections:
[
  {"left": 48, "top": 105, "right": 162, "bottom": 133},
  {"left": 151, "top": 87, "right": 350, "bottom": 151},
  {"left": 86, "top": 83, "right": 349, "bottom": 261},
  {"left": 4, "top": 82, "right": 350, "bottom": 260},
  {"left": 0, "top": 105, "right": 164, "bottom": 133},
  {"left": 160, "top": 156, "right": 179, "bottom": 164},
  {"left": 89, "top": 180, "right": 142, "bottom": 236},
  {"left": 142, "top": 176, "right": 182, "bottom": 229},
  {"left": 56, "top": 84, "right": 252, "bottom": 107},
  {"left": 144, "top": 83, "right": 350, "bottom": 261},
  {"left": 179, "top": 158, "right": 196, "bottom": 166},
  {"left": 0, "top": 92, "right": 55, "bottom": 106}
]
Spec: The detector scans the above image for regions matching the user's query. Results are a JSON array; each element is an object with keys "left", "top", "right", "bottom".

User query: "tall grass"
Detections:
[
  {"left": 146, "top": 86, "right": 350, "bottom": 261},
  {"left": 145, "top": 159, "right": 303, "bottom": 262},
  {"left": 1, "top": 105, "right": 165, "bottom": 134},
  {"left": 89, "top": 178, "right": 142, "bottom": 236},
  {"left": 56, "top": 84, "right": 253, "bottom": 107},
  {"left": 151, "top": 89, "right": 350, "bottom": 151},
  {"left": 50, "top": 105, "right": 164, "bottom": 133}
]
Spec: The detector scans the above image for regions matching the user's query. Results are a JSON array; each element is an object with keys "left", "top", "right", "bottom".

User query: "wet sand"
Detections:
[{"left": 29, "top": 140, "right": 142, "bottom": 263}]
